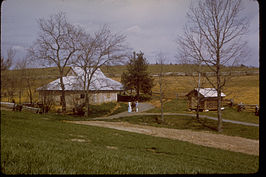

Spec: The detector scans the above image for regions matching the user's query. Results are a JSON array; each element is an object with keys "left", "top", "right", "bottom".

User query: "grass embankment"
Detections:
[
  {"left": 67, "top": 102, "right": 128, "bottom": 120},
  {"left": 1, "top": 102, "right": 128, "bottom": 121},
  {"left": 1, "top": 110, "right": 259, "bottom": 174}
]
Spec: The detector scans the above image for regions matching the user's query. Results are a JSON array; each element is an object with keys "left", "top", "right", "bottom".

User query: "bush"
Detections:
[{"left": 137, "top": 94, "right": 152, "bottom": 102}]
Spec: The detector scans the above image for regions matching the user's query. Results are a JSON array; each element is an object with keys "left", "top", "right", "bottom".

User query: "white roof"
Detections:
[
  {"left": 37, "top": 67, "right": 123, "bottom": 91},
  {"left": 70, "top": 67, "right": 106, "bottom": 78},
  {"left": 196, "top": 88, "right": 226, "bottom": 97}
]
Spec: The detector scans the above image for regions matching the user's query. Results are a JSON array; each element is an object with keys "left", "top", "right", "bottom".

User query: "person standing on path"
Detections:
[
  {"left": 128, "top": 102, "right": 132, "bottom": 112},
  {"left": 131, "top": 101, "right": 135, "bottom": 112},
  {"left": 136, "top": 101, "right": 139, "bottom": 112}
]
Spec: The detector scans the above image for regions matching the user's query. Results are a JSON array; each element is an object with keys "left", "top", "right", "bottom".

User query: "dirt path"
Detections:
[
  {"left": 66, "top": 120, "right": 259, "bottom": 156},
  {"left": 92, "top": 103, "right": 259, "bottom": 127}
]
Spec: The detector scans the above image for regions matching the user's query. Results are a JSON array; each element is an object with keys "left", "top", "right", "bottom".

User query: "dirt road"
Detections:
[{"left": 66, "top": 120, "right": 259, "bottom": 156}]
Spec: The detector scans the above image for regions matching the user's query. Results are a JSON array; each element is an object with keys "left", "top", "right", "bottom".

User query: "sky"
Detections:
[{"left": 1, "top": 0, "right": 259, "bottom": 67}]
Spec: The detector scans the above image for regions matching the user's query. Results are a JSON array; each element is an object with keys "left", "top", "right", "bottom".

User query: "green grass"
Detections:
[
  {"left": 1, "top": 110, "right": 259, "bottom": 174},
  {"left": 45, "top": 102, "right": 128, "bottom": 121},
  {"left": 147, "top": 99, "right": 259, "bottom": 124},
  {"left": 84, "top": 102, "right": 127, "bottom": 118},
  {"left": 148, "top": 99, "right": 189, "bottom": 113}
]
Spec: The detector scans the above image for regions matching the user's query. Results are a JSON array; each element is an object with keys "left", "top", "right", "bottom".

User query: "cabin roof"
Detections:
[{"left": 187, "top": 88, "right": 226, "bottom": 98}]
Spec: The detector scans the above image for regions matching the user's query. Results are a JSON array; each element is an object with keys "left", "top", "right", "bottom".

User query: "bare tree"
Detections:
[
  {"left": 177, "top": 0, "right": 249, "bottom": 132},
  {"left": 74, "top": 25, "right": 128, "bottom": 117},
  {"left": 15, "top": 57, "right": 36, "bottom": 104},
  {"left": 1, "top": 69, "right": 17, "bottom": 102},
  {"left": 1, "top": 48, "right": 16, "bottom": 102},
  {"left": 1, "top": 48, "right": 15, "bottom": 71},
  {"left": 28, "top": 12, "right": 83, "bottom": 113},
  {"left": 156, "top": 53, "right": 168, "bottom": 123}
]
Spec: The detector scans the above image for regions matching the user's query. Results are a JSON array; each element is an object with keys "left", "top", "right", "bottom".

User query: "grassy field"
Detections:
[
  {"left": 1, "top": 110, "right": 259, "bottom": 174},
  {"left": 147, "top": 99, "right": 259, "bottom": 124},
  {"left": 151, "top": 75, "right": 259, "bottom": 105},
  {"left": 111, "top": 74, "right": 259, "bottom": 106}
]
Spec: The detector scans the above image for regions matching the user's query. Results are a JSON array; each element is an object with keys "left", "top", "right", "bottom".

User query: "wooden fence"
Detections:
[
  {"left": 237, "top": 103, "right": 259, "bottom": 116},
  {"left": 221, "top": 99, "right": 259, "bottom": 116}
]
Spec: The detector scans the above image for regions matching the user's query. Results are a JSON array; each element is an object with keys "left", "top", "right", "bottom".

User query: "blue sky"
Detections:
[{"left": 1, "top": 0, "right": 259, "bottom": 67}]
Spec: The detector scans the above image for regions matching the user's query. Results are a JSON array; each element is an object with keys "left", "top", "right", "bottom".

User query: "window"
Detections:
[{"left": 107, "top": 93, "right": 111, "bottom": 99}]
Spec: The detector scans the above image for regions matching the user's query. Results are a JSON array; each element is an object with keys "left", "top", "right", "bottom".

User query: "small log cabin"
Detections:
[
  {"left": 37, "top": 67, "right": 123, "bottom": 110},
  {"left": 186, "top": 88, "right": 226, "bottom": 111}
]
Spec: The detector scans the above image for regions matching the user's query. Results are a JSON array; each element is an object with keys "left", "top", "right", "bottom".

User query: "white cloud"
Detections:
[
  {"left": 1, "top": 0, "right": 259, "bottom": 67},
  {"left": 12, "top": 45, "right": 25, "bottom": 52},
  {"left": 126, "top": 25, "right": 142, "bottom": 34}
]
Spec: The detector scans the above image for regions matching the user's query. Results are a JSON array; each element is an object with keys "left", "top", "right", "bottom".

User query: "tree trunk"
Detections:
[
  {"left": 159, "top": 81, "right": 164, "bottom": 123},
  {"left": 196, "top": 96, "right": 200, "bottom": 121},
  {"left": 27, "top": 79, "right": 33, "bottom": 104},
  {"left": 59, "top": 74, "right": 66, "bottom": 113},
  {"left": 196, "top": 72, "right": 201, "bottom": 121},
  {"left": 84, "top": 92, "right": 90, "bottom": 117},
  {"left": 28, "top": 89, "right": 33, "bottom": 104},
  {"left": 216, "top": 54, "right": 223, "bottom": 132},
  {"left": 217, "top": 88, "right": 223, "bottom": 132},
  {"left": 136, "top": 79, "right": 140, "bottom": 100},
  {"left": 19, "top": 90, "right": 22, "bottom": 104}
]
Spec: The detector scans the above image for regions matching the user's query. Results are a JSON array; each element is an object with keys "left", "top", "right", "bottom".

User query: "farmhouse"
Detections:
[
  {"left": 37, "top": 67, "right": 123, "bottom": 110},
  {"left": 186, "top": 88, "right": 226, "bottom": 111}
]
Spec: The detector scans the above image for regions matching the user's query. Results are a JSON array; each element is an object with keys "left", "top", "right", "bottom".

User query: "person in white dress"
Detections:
[{"left": 128, "top": 102, "right": 132, "bottom": 112}]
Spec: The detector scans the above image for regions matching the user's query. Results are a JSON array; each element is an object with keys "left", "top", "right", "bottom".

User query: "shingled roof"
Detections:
[
  {"left": 196, "top": 88, "right": 226, "bottom": 97},
  {"left": 37, "top": 67, "right": 123, "bottom": 91}
]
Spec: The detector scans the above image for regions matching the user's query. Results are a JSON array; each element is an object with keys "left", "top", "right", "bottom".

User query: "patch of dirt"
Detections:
[
  {"left": 70, "top": 138, "right": 86, "bottom": 142},
  {"left": 106, "top": 145, "right": 118, "bottom": 150},
  {"left": 146, "top": 147, "right": 172, "bottom": 155},
  {"left": 67, "top": 120, "right": 259, "bottom": 156},
  {"left": 68, "top": 134, "right": 90, "bottom": 143}
]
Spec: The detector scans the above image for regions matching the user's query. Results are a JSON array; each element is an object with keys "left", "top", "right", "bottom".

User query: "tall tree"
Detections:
[
  {"left": 28, "top": 12, "right": 83, "bottom": 113},
  {"left": 121, "top": 51, "right": 154, "bottom": 100},
  {"left": 177, "top": 0, "right": 249, "bottom": 132},
  {"left": 1, "top": 48, "right": 15, "bottom": 71},
  {"left": 15, "top": 57, "right": 36, "bottom": 104},
  {"left": 74, "top": 25, "right": 128, "bottom": 117},
  {"left": 156, "top": 53, "right": 168, "bottom": 123},
  {"left": 1, "top": 48, "right": 16, "bottom": 102}
]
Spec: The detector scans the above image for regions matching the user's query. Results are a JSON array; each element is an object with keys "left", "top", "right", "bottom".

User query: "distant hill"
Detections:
[
  {"left": 101, "top": 64, "right": 259, "bottom": 77},
  {"left": 2, "top": 64, "right": 258, "bottom": 80}
]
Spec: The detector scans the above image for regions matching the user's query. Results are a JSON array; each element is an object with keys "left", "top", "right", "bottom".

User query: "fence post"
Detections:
[
  {"left": 255, "top": 105, "right": 259, "bottom": 116},
  {"left": 237, "top": 102, "right": 244, "bottom": 112},
  {"left": 230, "top": 99, "right": 234, "bottom": 107}
]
